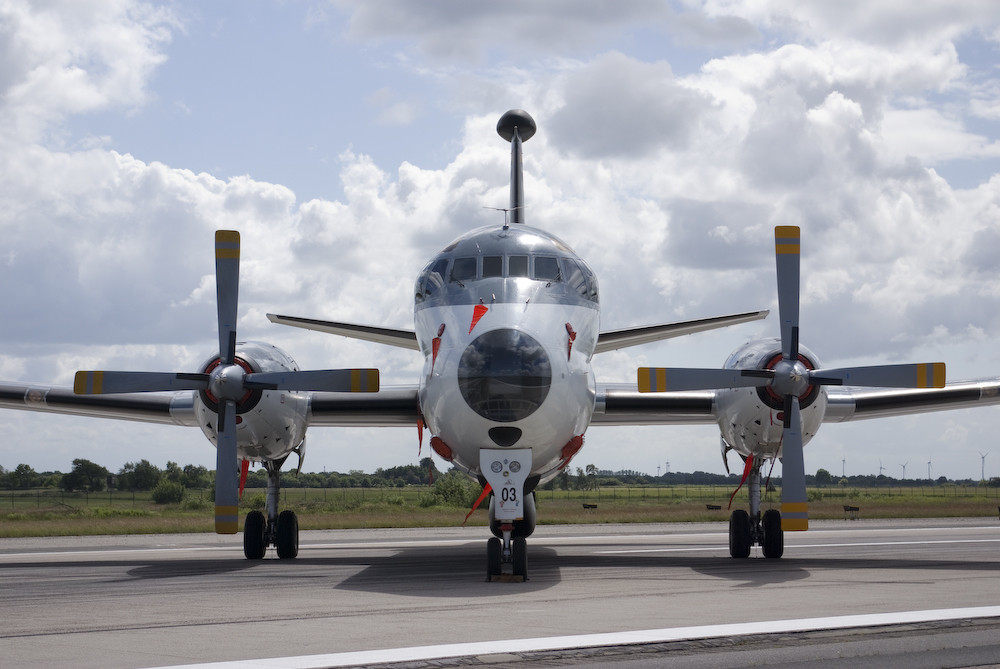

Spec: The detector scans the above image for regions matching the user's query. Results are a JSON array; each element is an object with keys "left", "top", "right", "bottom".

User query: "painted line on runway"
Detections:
[
  {"left": 596, "top": 537, "right": 1000, "bottom": 554},
  {"left": 148, "top": 605, "right": 1000, "bottom": 669}
]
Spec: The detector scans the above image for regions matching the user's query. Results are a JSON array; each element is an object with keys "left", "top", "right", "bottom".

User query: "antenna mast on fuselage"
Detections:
[{"left": 496, "top": 109, "right": 536, "bottom": 226}]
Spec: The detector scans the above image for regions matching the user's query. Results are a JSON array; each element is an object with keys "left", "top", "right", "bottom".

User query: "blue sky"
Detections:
[{"left": 2, "top": 0, "right": 1000, "bottom": 480}]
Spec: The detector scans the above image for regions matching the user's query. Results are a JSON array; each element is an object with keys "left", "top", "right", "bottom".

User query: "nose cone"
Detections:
[{"left": 458, "top": 329, "right": 551, "bottom": 423}]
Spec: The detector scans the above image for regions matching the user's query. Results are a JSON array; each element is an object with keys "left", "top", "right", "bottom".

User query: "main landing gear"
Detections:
[
  {"left": 485, "top": 492, "right": 535, "bottom": 581},
  {"left": 243, "top": 458, "right": 299, "bottom": 560},
  {"left": 728, "top": 457, "right": 783, "bottom": 559}
]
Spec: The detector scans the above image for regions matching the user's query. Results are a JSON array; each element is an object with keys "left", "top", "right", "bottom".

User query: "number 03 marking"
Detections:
[{"left": 501, "top": 486, "right": 517, "bottom": 503}]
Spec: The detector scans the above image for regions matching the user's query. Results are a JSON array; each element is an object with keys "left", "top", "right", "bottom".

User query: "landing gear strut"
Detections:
[
  {"left": 243, "top": 458, "right": 299, "bottom": 560},
  {"left": 729, "top": 457, "right": 783, "bottom": 559},
  {"left": 485, "top": 492, "right": 534, "bottom": 581}
]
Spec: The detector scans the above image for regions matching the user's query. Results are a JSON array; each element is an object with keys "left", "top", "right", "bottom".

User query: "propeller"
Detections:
[
  {"left": 638, "top": 225, "right": 945, "bottom": 531},
  {"left": 74, "top": 230, "right": 380, "bottom": 534}
]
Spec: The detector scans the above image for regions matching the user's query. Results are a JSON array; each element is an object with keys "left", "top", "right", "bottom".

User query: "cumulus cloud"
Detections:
[
  {"left": 334, "top": 0, "right": 671, "bottom": 61},
  {"left": 0, "top": 0, "right": 177, "bottom": 144},
  {"left": 3, "top": 1, "right": 1000, "bottom": 478}
]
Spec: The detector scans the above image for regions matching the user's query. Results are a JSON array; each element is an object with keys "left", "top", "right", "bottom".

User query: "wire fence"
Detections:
[{"left": 3, "top": 483, "right": 998, "bottom": 510}]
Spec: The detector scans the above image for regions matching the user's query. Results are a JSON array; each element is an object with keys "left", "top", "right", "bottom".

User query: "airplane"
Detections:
[{"left": 3, "top": 109, "right": 1000, "bottom": 577}]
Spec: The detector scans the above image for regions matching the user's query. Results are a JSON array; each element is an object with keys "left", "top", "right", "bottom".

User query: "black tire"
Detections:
[
  {"left": 761, "top": 508, "right": 784, "bottom": 558},
  {"left": 512, "top": 536, "right": 528, "bottom": 580},
  {"left": 486, "top": 537, "right": 502, "bottom": 579},
  {"left": 276, "top": 510, "right": 299, "bottom": 560},
  {"left": 729, "top": 509, "right": 751, "bottom": 559},
  {"left": 243, "top": 510, "right": 266, "bottom": 560}
]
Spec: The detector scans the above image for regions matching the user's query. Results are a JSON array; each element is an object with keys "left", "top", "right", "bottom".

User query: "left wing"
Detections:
[
  {"left": 589, "top": 377, "right": 1000, "bottom": 426},
  {"left": 591, "top": 383, "right": 718, "bottom": 425},
  {"left": 825, "top": 378, "right": 1000, "bottom": 422}
]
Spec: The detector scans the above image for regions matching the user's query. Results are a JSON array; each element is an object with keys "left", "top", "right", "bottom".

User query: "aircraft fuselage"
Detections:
[{"left": 414, "top": 223, "right": 600, "bottom": 487}]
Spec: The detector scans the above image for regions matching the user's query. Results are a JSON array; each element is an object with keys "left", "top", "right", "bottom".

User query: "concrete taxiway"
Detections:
[{"left": 1, "top": 519, "right": 998, "bottom": 668}]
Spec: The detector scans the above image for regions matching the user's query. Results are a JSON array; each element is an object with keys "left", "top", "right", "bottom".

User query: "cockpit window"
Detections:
[
  {"left": 534, "top": 256, "right": 560, "bottom": 281},
  {"left": 483, "top": 255, "right": 503, "bottom": 278},
  {"left": 426, "top": 259, "right": 447, "bottom": 294},
  {"left": 451, "top": 257, "right": 477, "bottom": 283},
  {"left": 564, "top": 258, "right": 599, "bottom": 302},
  {"left": 509, "top": 255, "right": 529, "bottom": 277}
]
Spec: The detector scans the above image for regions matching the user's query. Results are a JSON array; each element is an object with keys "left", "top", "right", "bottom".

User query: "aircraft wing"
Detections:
[
  {"left": 595, "top": 310, "right": 768, "bottom": 354},
  {"left": 0, "top": 381, "right": 422, "bottom": 428},
  {"left": 267, "top": 314, "right": 419, "bottom": 350},
  {"left": 590, "top": 384, "right": 718, "bottom": 425},
  {"left": 0, "top": 382, "right": 198, "bottom": 426},
  {"left": 824, "top": 379, "right": 1000, "bottom": 422},
  {"left": 306, "top": 386, "right": 421, "bottom": 426}
]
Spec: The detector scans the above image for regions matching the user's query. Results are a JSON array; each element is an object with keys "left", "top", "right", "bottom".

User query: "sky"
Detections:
[{"left": 2, "top": 0, "right": 1000, "bottom": 481}]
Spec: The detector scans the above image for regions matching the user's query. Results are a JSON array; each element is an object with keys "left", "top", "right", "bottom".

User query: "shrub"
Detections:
[{"left": 151, "top": 481, "right": 185, "bottom": 504}]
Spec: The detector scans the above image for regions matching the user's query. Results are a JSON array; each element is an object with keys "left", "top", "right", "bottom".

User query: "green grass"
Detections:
[{"left": 1, "top": 485, "right": 997, "bottom": 537}]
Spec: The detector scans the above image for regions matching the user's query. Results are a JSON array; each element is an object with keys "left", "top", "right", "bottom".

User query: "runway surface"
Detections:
[{"left": 1, "top": 518, "right": 999, "bottom": 668}]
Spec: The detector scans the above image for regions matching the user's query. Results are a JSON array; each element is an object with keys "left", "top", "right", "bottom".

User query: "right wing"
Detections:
[
  {"left": 0, "top": 382, "right": 198, "bottom": 426},
  {"left": 307, "top": 386, "right": 421, "bottom": 426},
  {"left": 0, "top": 382, "right": 422, "bottom": 428}
]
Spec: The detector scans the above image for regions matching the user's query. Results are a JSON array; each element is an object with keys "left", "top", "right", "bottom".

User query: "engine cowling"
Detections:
[
  {"left": 192, "top": 341, "right": 310, "bottom": 463},
  {"left": 716, "top": 338, "right": 827, "bottom": 459}
]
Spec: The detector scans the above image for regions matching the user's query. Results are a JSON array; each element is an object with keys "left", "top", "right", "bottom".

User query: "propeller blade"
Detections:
[
  {"left": 215, "top": 230, "right": 240, "bottom": 365},
  {"left": 214, "top": 399, "right": 239, "bottom": 535},
  {"left": 244, "top": 368, "right": 380, "bottom": 392},
  {"left": 638, "top": 367, "right": 773, "bottom": 392},
  {"left": 74, "top": 371, "right": 208, "bottom": 394},
  {"left": 774, "top": 226, "right": 800, "bottom": 361},
  {"left": 810, "top": 362, "right": 945, "bottom": 388},
  {"left": 780, "top": 396, "right": 808, "bottom": 531}
]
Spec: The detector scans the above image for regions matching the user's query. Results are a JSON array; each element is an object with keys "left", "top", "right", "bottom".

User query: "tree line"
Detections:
[{"left": 2, "top": 459, "right": 995, "bottom": 493}]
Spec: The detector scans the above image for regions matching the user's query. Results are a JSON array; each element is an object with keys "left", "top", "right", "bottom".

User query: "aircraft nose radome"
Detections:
[{"left": 458, "top": 328, "right": 552, "bottom": 423}]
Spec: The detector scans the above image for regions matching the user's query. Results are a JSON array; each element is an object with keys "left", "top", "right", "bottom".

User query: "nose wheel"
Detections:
[{"left": 486, "top": 525, "right": 528, "bottom": 581}]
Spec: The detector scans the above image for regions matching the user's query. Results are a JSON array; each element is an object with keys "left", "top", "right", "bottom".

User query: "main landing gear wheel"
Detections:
[
  {"left": 761, "top": 508, "right": 784, "bottom": 558},
  {"left": 276, "top": 509, "right": 299, "bottom": 560},
  {"left": 244, "top": 510, "right": 266, "bottom": 560},
  {"left": 729, "top": 509, "right": 751, "bottom": 559}
]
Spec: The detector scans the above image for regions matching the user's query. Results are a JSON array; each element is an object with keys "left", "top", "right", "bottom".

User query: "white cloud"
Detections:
[
  {"left": 0, "top": 0, "right": 177, "bottom": 144},
  {"left": 1, "top": 1, "right": 1000, "bottom": 481}
]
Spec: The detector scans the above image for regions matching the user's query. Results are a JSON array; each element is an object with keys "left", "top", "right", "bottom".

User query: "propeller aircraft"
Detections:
[{"left": 3, "top": 109, "right": 1000, "bottom": 576}]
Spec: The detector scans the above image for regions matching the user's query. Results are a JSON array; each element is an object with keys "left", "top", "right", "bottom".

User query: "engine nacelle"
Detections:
[
  {"left": 715, "top": 338, "right": 827, "bottom": 460},
  {"left": 193, "top": 341, "right": 310, "bottom": 463}
]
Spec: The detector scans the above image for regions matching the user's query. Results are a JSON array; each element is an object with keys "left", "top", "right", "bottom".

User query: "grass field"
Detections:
[{"left": 2, "top": 484, "right": 997, "bottom": 538}]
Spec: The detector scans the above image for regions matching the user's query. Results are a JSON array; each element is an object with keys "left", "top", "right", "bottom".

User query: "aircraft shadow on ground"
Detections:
[
  {"left": 308, "top": 542, "right": 1000, "bottom": 597},
  {"left": 6, "top": 543, "right": 995, "bottom": 594}
]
